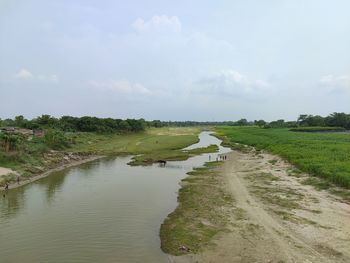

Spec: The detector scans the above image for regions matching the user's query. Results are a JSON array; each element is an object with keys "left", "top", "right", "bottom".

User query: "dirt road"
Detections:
[{"left": 170, "top": 150, "right": 350, "bottom": 263}]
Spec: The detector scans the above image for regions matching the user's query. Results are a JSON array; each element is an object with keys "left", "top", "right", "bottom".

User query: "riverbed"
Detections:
[{"left": 0, "top": 131, "right": 230, "bottom": 263}]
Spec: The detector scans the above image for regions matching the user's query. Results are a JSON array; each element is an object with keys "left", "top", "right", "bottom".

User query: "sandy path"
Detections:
[
  {"left": 0, "top": 167, "right": 18, "bottom": 177},
  {"left": 170, "top": 150, "right": 350, "bottom": 263}
]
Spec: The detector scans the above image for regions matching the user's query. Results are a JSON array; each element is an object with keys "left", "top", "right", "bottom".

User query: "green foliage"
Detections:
[
  {"left": 217, "top": 126, "right": 350, "bottom": 188},
  {"left": 44, "top": 129, "right": 69, "bottom": 150},
  {"left": 14, "top": 115, "right": 27, "bottom": 127},
  {"left": 1, "top": 114, "right": 147, "bottom": 134},
  {"left": 290, "top": 127, "right": 346, "bottom": 132},
  {"left": 254, "top": 119, "right": 266, "bottom": 127},
  {"left": 236, "top": 118, "right": 248, "bottom": 126},
  {"left": 297, "top": 112, "right": 350, "bottom": 129}
]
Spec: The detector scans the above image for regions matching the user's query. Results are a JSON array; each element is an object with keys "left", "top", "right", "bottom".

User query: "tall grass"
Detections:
[{"left": 216, "top": 126, "right": 350, "bottom": 188}]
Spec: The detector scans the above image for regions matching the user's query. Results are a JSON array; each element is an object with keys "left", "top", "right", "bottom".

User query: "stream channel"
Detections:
[{"left": 0, "top": 131, "right": 231, "bottom": 263}]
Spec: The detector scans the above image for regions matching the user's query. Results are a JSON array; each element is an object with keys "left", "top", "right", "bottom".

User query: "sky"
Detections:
[{"left": 1, "top": 0, "right": 350, "bottom": 121}]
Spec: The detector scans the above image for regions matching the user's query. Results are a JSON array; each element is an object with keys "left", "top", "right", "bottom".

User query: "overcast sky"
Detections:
[{"left": 1, "top": 0, "right": 350, "bottom": 121}]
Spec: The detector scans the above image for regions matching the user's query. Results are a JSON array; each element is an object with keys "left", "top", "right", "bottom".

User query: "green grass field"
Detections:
[
  {"left": 216, "top": 126, "right": 350, "bottom": 188},
  {"left": 70, "top": 127, "right": 201, "bottom": 155},
  {"left": 289, "top": 126, "right": 346, "bottom": 132}
]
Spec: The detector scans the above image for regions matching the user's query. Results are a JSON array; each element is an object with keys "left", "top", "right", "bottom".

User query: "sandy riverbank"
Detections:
[
  {"left": 0, "top": 155, "right": 102, "bottom": 191},
  {"left": 169, "top": 149, "right": 350, "bottom": 263}
]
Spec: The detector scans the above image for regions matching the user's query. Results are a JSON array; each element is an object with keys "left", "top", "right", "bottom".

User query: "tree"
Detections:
[
  {"left": 36, "top": 114, "right": 58, "bottom": 128},
  {"left": 325, "top": 112, "right": 350, "bottom": 129},
  {"left": 118, "top": 120, "right": 131, "bottom": 131},
  {"left": 14, "top": 115, "right": 27, "bottom": 127},
  {"left": 44, "top": 129, "right": 69, "bottom": 150},
  {"left": 236, "top": 119, "right": 248, "bottom": 126},
  {"left": 297, "top": 114, "right": 308, "bottom": 126},
  {"left": 255, "top": 120, "right": 266, "bottom": 127}
]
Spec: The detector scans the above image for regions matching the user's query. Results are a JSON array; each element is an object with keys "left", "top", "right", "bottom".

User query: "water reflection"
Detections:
[{"left": 0, "top": 186, "right": 26, "bottom": 219}]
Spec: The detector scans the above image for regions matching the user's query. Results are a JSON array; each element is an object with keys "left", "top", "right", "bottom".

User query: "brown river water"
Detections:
[{"left": 0, "top": 132, "right": 231, "bottom": 263}]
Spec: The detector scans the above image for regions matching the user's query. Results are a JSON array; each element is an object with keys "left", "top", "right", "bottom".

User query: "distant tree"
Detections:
[
  {"left": 307, "top": 115, "right": 325, "bottom": 126},
  {"left": 297, "top": 114, "right": 308, "bottom": 126},
  {"left": 118, "top": 120, "right": 131, "bottom": 131},
  {"left": 325, "top": 112, "right": 350, "bottom": 129},
  {"left": 265, "top": 119, "right": 285, "bottom": 128},
  {"left": 236, "top": 119, "right": 248, "bottom": 126},
  {"left": 3, "top": 118, "right": 15, "bottom": 127},
  {"left": 255, "top": 120, "right": 266, "bottom": 127},
  {"left": 14, "top": 115, "right": 27, "bottom": 127},
  {"left": 150, "top": 120, "right": 163, "bottom": 128},
  {"left": 36, "top": 114, "right": 58, "bottom": 128},
  {"left": 60, "top": 116, "right": 79, "bottom": 132}
]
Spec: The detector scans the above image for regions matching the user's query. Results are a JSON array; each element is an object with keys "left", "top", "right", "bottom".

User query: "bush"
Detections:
[{"left": 44, "top": 129, "right": 69, "bottom": 150}]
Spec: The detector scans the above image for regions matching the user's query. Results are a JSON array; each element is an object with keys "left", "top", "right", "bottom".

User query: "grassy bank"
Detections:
[
  {"left": 160, "top": 161, "right": 233, "bottom": 255},
  {"left": 216, "top": 126, "right": 350, "bottom": 188},
  {"left": 0, "top": 127, "right": 205, "bottom": 186}
]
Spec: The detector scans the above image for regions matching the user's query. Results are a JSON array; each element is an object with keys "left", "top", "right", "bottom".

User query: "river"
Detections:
[{"left": 0, "top": 131, "right": 231, "bottom": 263}]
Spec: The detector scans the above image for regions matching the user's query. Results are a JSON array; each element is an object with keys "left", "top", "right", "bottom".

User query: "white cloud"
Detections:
[
  {"left": 88, "top": 80, "right": 150, "bottom": 94},
  {"left": 14, "top": 68, "right": 58, "bottom": 83},
  {"left": 195, "top": 70, "right": 271, "bottom": 97},
  {"left": 15, "top": 68, "right": 33, "bottom": 79},
  {"left": 131, "top": 15, "right": 182, "bottom": 33},
  {"left": 320, "top": 74, "right": 350, "bottom": 93}
]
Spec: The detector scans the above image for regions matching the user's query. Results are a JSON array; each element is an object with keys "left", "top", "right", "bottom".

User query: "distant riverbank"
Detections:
[{"left": 1, "top": 127, "right": 203, "bottom": 189}]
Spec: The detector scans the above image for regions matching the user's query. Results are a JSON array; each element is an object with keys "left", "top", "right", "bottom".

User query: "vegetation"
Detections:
[
  {"left": 216, "top": 126, "right": 350, "bottom": 188},
  {"left": 1, "top": 114, "right": 147, "bottom": 133},
  {"left": 0, "top": 133, "right": 24, "bottom": 152},
  {"left": 160, "top": 161, "right": 233, "bottom": 255},
  {"left": 69, "top": 127, "right": 201, "bottom": 155},
  {"left": 290, "top": 127, "right": 346, "bottom": 132},
  {"left": 43, "top": 129, "right": 70, "bottom": 149}
]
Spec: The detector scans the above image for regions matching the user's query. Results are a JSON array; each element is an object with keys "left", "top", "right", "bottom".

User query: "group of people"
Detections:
[{"left": 209, "top": 154, "right": 228, "bottom": 161}]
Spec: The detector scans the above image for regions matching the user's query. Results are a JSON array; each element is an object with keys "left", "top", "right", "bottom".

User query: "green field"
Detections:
[
  {"left": 216, "top": 126, "right": 350, "bottom": 188},
  {"left": 69, "top": 127, "right": 201, "bottom": 155},
  {"left": 289, "top": 126, "right": 346, "bottom": 132}
]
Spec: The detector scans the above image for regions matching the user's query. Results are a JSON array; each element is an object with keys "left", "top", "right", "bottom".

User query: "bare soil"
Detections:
[{"left": 169, "top": 150, "right": 350, "bottom": 263}]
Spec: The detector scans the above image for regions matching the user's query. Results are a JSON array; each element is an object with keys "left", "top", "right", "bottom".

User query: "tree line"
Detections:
[
  {"left": 1, "top": 112, "right": 350, "bottom": 132},
  {"left": 0, "top": 115, "right": 147, "bottom": 133},
  {"left": 261, "top": 112, "right": 350, "bottom": 129},
  {"left": 152, "top": 112, "right": 350, "bottom": 129}
]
